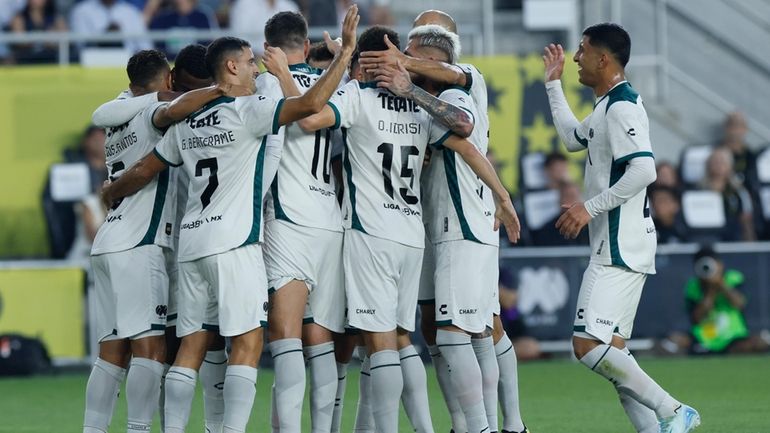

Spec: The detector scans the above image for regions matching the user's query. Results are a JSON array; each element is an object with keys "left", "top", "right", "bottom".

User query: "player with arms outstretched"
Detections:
[{"left": 543, "top": 23, "right": 700, "bottom": 433}]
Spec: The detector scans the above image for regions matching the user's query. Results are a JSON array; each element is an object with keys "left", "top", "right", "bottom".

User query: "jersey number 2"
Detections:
[
  {"left": 195, "top": 157, "right": 219, "bottom": 210},
  {"left": 376, "top": 142, "right": 419, "bottom": 205}
]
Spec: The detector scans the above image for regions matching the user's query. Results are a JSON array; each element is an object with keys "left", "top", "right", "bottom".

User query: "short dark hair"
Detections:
[
  {"left": 582, "top": 22, "right": 631, "bottom": 67},
  {"left": 205, "top": 37, "right": 251, "bottom": 79},
  {"left": 265, "top": 11, "right": 308, "bottom": 50},
  {"left": 307, "top": 41, "right": 335, "bottom": 64},
  {"left": 126, "top": 49, "right": 169, "bottom": 87},
  {"left": 544, "top": 151, "right": 567, "bottom": 167},
  {"left": 358, "top": 26, "right": 400, "bottom": 54},
  {"left": 175, "top": 44, "right": 210, "bottom": 79}
]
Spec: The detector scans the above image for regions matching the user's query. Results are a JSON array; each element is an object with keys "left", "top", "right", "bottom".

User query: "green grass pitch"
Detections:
[{"left": 0, "top": 355, "right": 767, "bottom": 433}]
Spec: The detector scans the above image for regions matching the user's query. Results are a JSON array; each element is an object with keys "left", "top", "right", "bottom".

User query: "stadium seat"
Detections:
[
  {"left": 679, "top": 145, "right": 712, "bottom": 186},
  {"left": 522, "top": 189, "right": 560, "bottom": 231},
  {"left": 519, "top": 152, "right": 548, "bottom": 191},
  {"left": 681, "top": 189, "right": 726, "bottom": 243}
]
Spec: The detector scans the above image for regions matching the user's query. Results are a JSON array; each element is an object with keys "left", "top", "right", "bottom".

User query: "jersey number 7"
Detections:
[{"left": 195, "top": 157, "right": 219, "bottom": 210}]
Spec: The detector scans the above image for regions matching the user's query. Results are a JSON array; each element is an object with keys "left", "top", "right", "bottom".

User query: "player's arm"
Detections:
[
  {"left": 101, "top": 151, "right": 168, "bottom": 208},
  {"left": 152, "top": 84, "right": 231, "bottom": 129},
  {"left": 359, "top": 34, "right": 468, "bottom": 88},
  {"left": 543, "top": 44, "right": 588, "bottom": 152},
  {"left": 91, "top": 92, "right": 177, "bottom": 127},
  {"left": 276, "top": 5, "right": 358, "bottom": 127},
  {"left": 442, "top": 134, "right": 520, "bottom": 243},
  {"left": 375, "top": 61, "right": 473, "bottom": 137}
]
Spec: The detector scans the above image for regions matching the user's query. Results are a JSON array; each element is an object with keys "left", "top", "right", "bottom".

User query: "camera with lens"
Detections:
[{"left": 694, "top": 256, "right": 719, "bottom": 279}]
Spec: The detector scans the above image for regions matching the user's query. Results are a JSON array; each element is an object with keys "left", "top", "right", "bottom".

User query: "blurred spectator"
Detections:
[
  {"left": 69, "top": 0, "right": 152, "bottom": 53},
  {"left": 720, "top": 111, "right": 757, "bottom": 187},
  {"left": 43, "top": 125, "right": 107, "bottom": 258},
  {"left": 229, "top": 0, "right": 299, "bottom": 56},
  {"left": 529, "top": 181, "right": 588, "bottom": 246},
  {"left": 68, "top": 186, "right": 107, "bottom": 260},
  {"left": 686, "top": 246, "right": 770, "bottom": 354},
  {"left": 9, "top": 0, "right": 68, "bottom": 64},
  {"left": 654, "top": 161, "right": 681, "bottom": 191},
  {"left": 300, "top": 0, "right": 391, "bottom": 28},
  {"left": 699, "top": 147, "right": 755, "bottom": 241},
  {"left": 0, "top": 0, "right": 27, "bottom": 62},
  {"left": 498, "top": 268, "right": 541, "bottom": 361},
  {"left": 649, "top": 185, "right": 688, "bottom": 244},
  {"left": 543, "top": 151, "right": 571, "bottom": 190},
  {"left": 150, "top": 0, "right": 217, "bottom": 58}
]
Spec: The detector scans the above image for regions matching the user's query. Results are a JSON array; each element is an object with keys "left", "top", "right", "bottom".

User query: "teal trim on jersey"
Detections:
[
  {"left": 342, "top": 128, "right": 366, "bottom": 233},
  {"left": 242, "top": 137, "right": 268, "bottom": 246},
  {"left": 462, "top": 69, "right": 473, "bottom": 92},
  {"left": 153, "top": 148, "right": 182, "bottom": 167},
  {"left": 188, "top": 96, "right": 235, "bottom": 119},
  {"left": 443, "top": 149, "right": 481, "bottom": 243},
  {"left": 328, "top": 101, "right": 341, "bottom": 130},
  {"left": 136, "top": 167, "right": 170, "bottom": 247},
  {"left": 270, "top": 173, "right": 294, "bottom": 223},
  {"left": 150, "top": 104, "right": 168, "bottom": 134},
  {"left": 302, "top": 317, "right": 315, "bottom": 325},
  {"left": 435, "top": 319, "right": 453, "bottom": 327},
  {"left": 608, "top": 158, "right": 630, "bottom": 268},
  {"left": 417, "top": 299, "right": 435, "bottom": 306},
  {"left": 150, "top": 324, "right": 165, "bottom": 331},
  {"left": 604, "top": 82, "right": 638, "bottom": 113},
  {"left": 615, "top": 151, "right": 654, "bottom": 165},
  {"left": 573, "top": 325, "right": 620, "bottom": 333},
  {"left": 202, "top": 323, "right": 220, "bottom": 332},
  {"left": 573, "top": 130, "right": 588, "bottom": 148},
  {"left": 358, "top": 81, "right": 379, "bottom": 89},
  {"left": 430, "top": 130, "right": 453, "bottom": 149},
  {"left": 272, "top": 98, "right": 286, "bottom": 134},
  {"left": 288, "top": 63, "right": 323, "bottom": 75}
]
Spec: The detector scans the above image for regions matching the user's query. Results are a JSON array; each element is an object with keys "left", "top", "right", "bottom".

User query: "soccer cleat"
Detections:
[
  {"left": 659, "top": 404, "right": 701, "bottom": 433},
  {"left": 502, "top": 427, "right": 531, "bottom": 433}
]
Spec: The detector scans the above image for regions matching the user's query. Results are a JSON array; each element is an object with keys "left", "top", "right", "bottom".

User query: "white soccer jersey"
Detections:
[
  {"left": 91, "top": 101, "right": 175, "bottom": 255},
  {"left": 457, "top": 63, "right": 490, "bottom": 146},
  {"left": 154, "top": 94, "right": 284, "bottom": 262},
  {"left": 329, "top": 81, "right": 447, "bottom": 248},
  {"left": 575, "top": 81, "right": 656, "bottom": 274},
  {"left": 422, "top": 87, "right": 498, "bottom": 246},
  {"left": 258, "top": 64, "right": 342, "bottom": 231}
]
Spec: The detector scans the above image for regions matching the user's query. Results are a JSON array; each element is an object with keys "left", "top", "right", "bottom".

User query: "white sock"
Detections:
[
  {"left": 580, "top": 345, "right": 682, "bottom": 419},
  {"left": 222, "top": 365, "right": 258, "bottom": 433},
  {"left": 437, "top": 330, "right": 488, "bottom": 433},
  {"left": 164, "top": 366, "right": 198, "bottom": 433},
  {"left": 200, "top": 349, "right": 227, "bottom": 433},
  {"left": 369, "top": 350, "right": 403, "bottom": 433},
  {"left": 270, "top": 383, "right": 279, "bottom": 433},
  {"left": 331, "top": 361, "right": 349, "bottom": 433},
  {"left": 305, "top": 342, "right": 337, "bottom": 433},
  {"left": 126, "top": 357, "right": 165, "bottom": 433},
  {"left": 158, "top": 363, "right": 170, "bottom": 433},
  {"left": 472, "top": 336, "right": 499, "bottom": 432},
  {"left": 618, "top": 348, "right": 661, "bottom": 433},
  {"left": 269, "top": 338, "right": 305, "bottom": 433},
  {"left": 495, "top": 335, "right": 525, "bottom": 432},
  {"left": 429, "top": 344, "right": 466, "bottom": 433},
  {"left": 399, "top": 345, "right": 435, "bottom": 433},
  {"left": 353, "top": 355, "right": 375, "bottom": 433},
  {"left": 83, "top": 357, "right": 126, "bottom": 433}
]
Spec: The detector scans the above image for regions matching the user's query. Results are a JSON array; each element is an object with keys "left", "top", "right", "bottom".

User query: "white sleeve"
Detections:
[
  {"left": 428, "top": 88, "right": 477, "bottom": 146},
  {"left": 584, "top": 155, "right": 656, "bottom": 217},
  {"left": 545, "top": 80, "right": 590, "bottom": 152},
  {"left": 328, "top": 81, "right": 361, "bottom": 129},
  {"left": 238, "top": 95, "right": 284, "bottom": 137},
  {"left": 261, "top": 129, "right": 285, "bottom": 198},
  {"left": 606, "top": 102, "right": 653, "bottom": 160},
  {"left": 255, "top": 73, "right": 284, "bottom": 99},
  {"left": 92, "top": 92, "right": 159, "bottom": 127},
  {"left": 154, "top": 129, "right": 183, "bottom": 167}
]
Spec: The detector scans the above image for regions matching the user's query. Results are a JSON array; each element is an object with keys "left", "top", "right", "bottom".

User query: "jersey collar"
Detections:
[{"left": 594, "top": 80, "right": 629, "bottom": 108}]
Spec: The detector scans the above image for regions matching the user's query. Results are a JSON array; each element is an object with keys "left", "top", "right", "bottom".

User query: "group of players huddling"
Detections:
[{"left": 83, "top": 3, "right": 700, "bottom": 433}]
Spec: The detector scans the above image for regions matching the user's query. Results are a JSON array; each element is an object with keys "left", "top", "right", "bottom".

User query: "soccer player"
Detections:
[
  {"left": 543, "top": 24, "right": 700, "bottom": 433},
  {"left": 101, "top": 7, "right": 360, "bottom": 433},
  {"left": 361, "top": 11, "right": 528, "bottom": 433},
  {"left": 255, "top": 11, "right": 346, "bottom": 433},
  {"left": 91, "top": 43, "right": 233, "bottom": 433},
  {"left": 84, "top": 49, "right": 233, "bottom": 433}
]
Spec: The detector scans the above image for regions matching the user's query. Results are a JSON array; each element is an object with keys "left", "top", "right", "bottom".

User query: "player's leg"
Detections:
[
  {"left": 362, "top": 330, "right": 402, "bottom": 433},
  {"left": 616, "top": 346, "right": 659, "bottom": 433},
  {"left": 492, "top": 315, "right": 526, "bottom": 433},
  {"left": 353, "top": 340, "right": 375, "bottom": 433},
  {"left": 397, "top": 329, "right": 434, "bottom": 433},
  {"left": 200, "top": 333, "right": 227, "bottom": 433},
  {"left": 573, "top": 264, "right": 699, "bottom": 432},
  {"left": 331, "top": 332, "right": 357, "bottom": 433},
  {"left": 84, "top": 254, "right": 128, "bottom": 433},
  {"left": 471, "top": 327, "right": 499, "bottom": 432},
  {"left": 127, "top": 334, "right": 166, "bottom": 433},
  {"left": 303, "top": 323, "right": 337, "bottom": 433},
  {"left": 160, "top": 248, "right": 180, "bottom": 432},
  {"left": 224, "top": 328, "right": 263, "bottom": 433}
]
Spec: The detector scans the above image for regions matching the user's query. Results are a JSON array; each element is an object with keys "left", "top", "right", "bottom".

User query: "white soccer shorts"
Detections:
[
  {"left": 573, "top": 262, "right": 647, "bottom": 344},
  {"left": 417, "top": 239, "right": 435, "bottom": 306},
  {"left": 343, "top": 229, "right": 423, "bottom": 333},
  {"left": 433, "top": 240, "right": 498, "bottom": 334},
  {"left": 177, "top": 243, "right": 268, "bottom": 338},
  {"left": 91, "top": 244, "right": 168, "bottom": 342},
  {"left": 263, "top": 219, "right": 346, "bottom": 333}
]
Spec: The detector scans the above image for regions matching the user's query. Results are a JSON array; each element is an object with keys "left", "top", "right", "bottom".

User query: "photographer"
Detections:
[{"left": 686, "top": 246, "right": 769, "bottom": 354}]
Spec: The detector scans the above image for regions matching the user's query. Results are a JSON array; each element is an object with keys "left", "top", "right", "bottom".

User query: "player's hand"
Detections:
[
  {"left": 543, "top": 43, "right": 565, "bottom": 82},
  {"left": 494, "top": 198, "right": 521, "bottom": 244},
  {"left": 359, "top": 34, "right": 404, "bottom": 73},
  {"left": 323, "top": 31, "right": 342, "bottom": 56},
  {"left": 374, "top": 60, "right": 413, "bottom": 96},
  {"left": 340, "top": 4, "right": 360, "bottom": 54},
  {"left": 555, "top": 202, "right": 591, "bottom": 239},
  {"left": 262, "top": 46, "right": 289, "bottom": 77},
  {"left": 100, "top": 180, "right": 113, "bottom": 210}
]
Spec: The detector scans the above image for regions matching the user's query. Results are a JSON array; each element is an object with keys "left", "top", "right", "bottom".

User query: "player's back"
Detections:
[
  {"left": 155, "top": 94, "right": 282, "bottom": 262},
  {"left": 258, "top": 64, "right": 342, "bottom": 231},
  {"left": 92, "top": 101, "right": 174, "bottom": 255}
]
